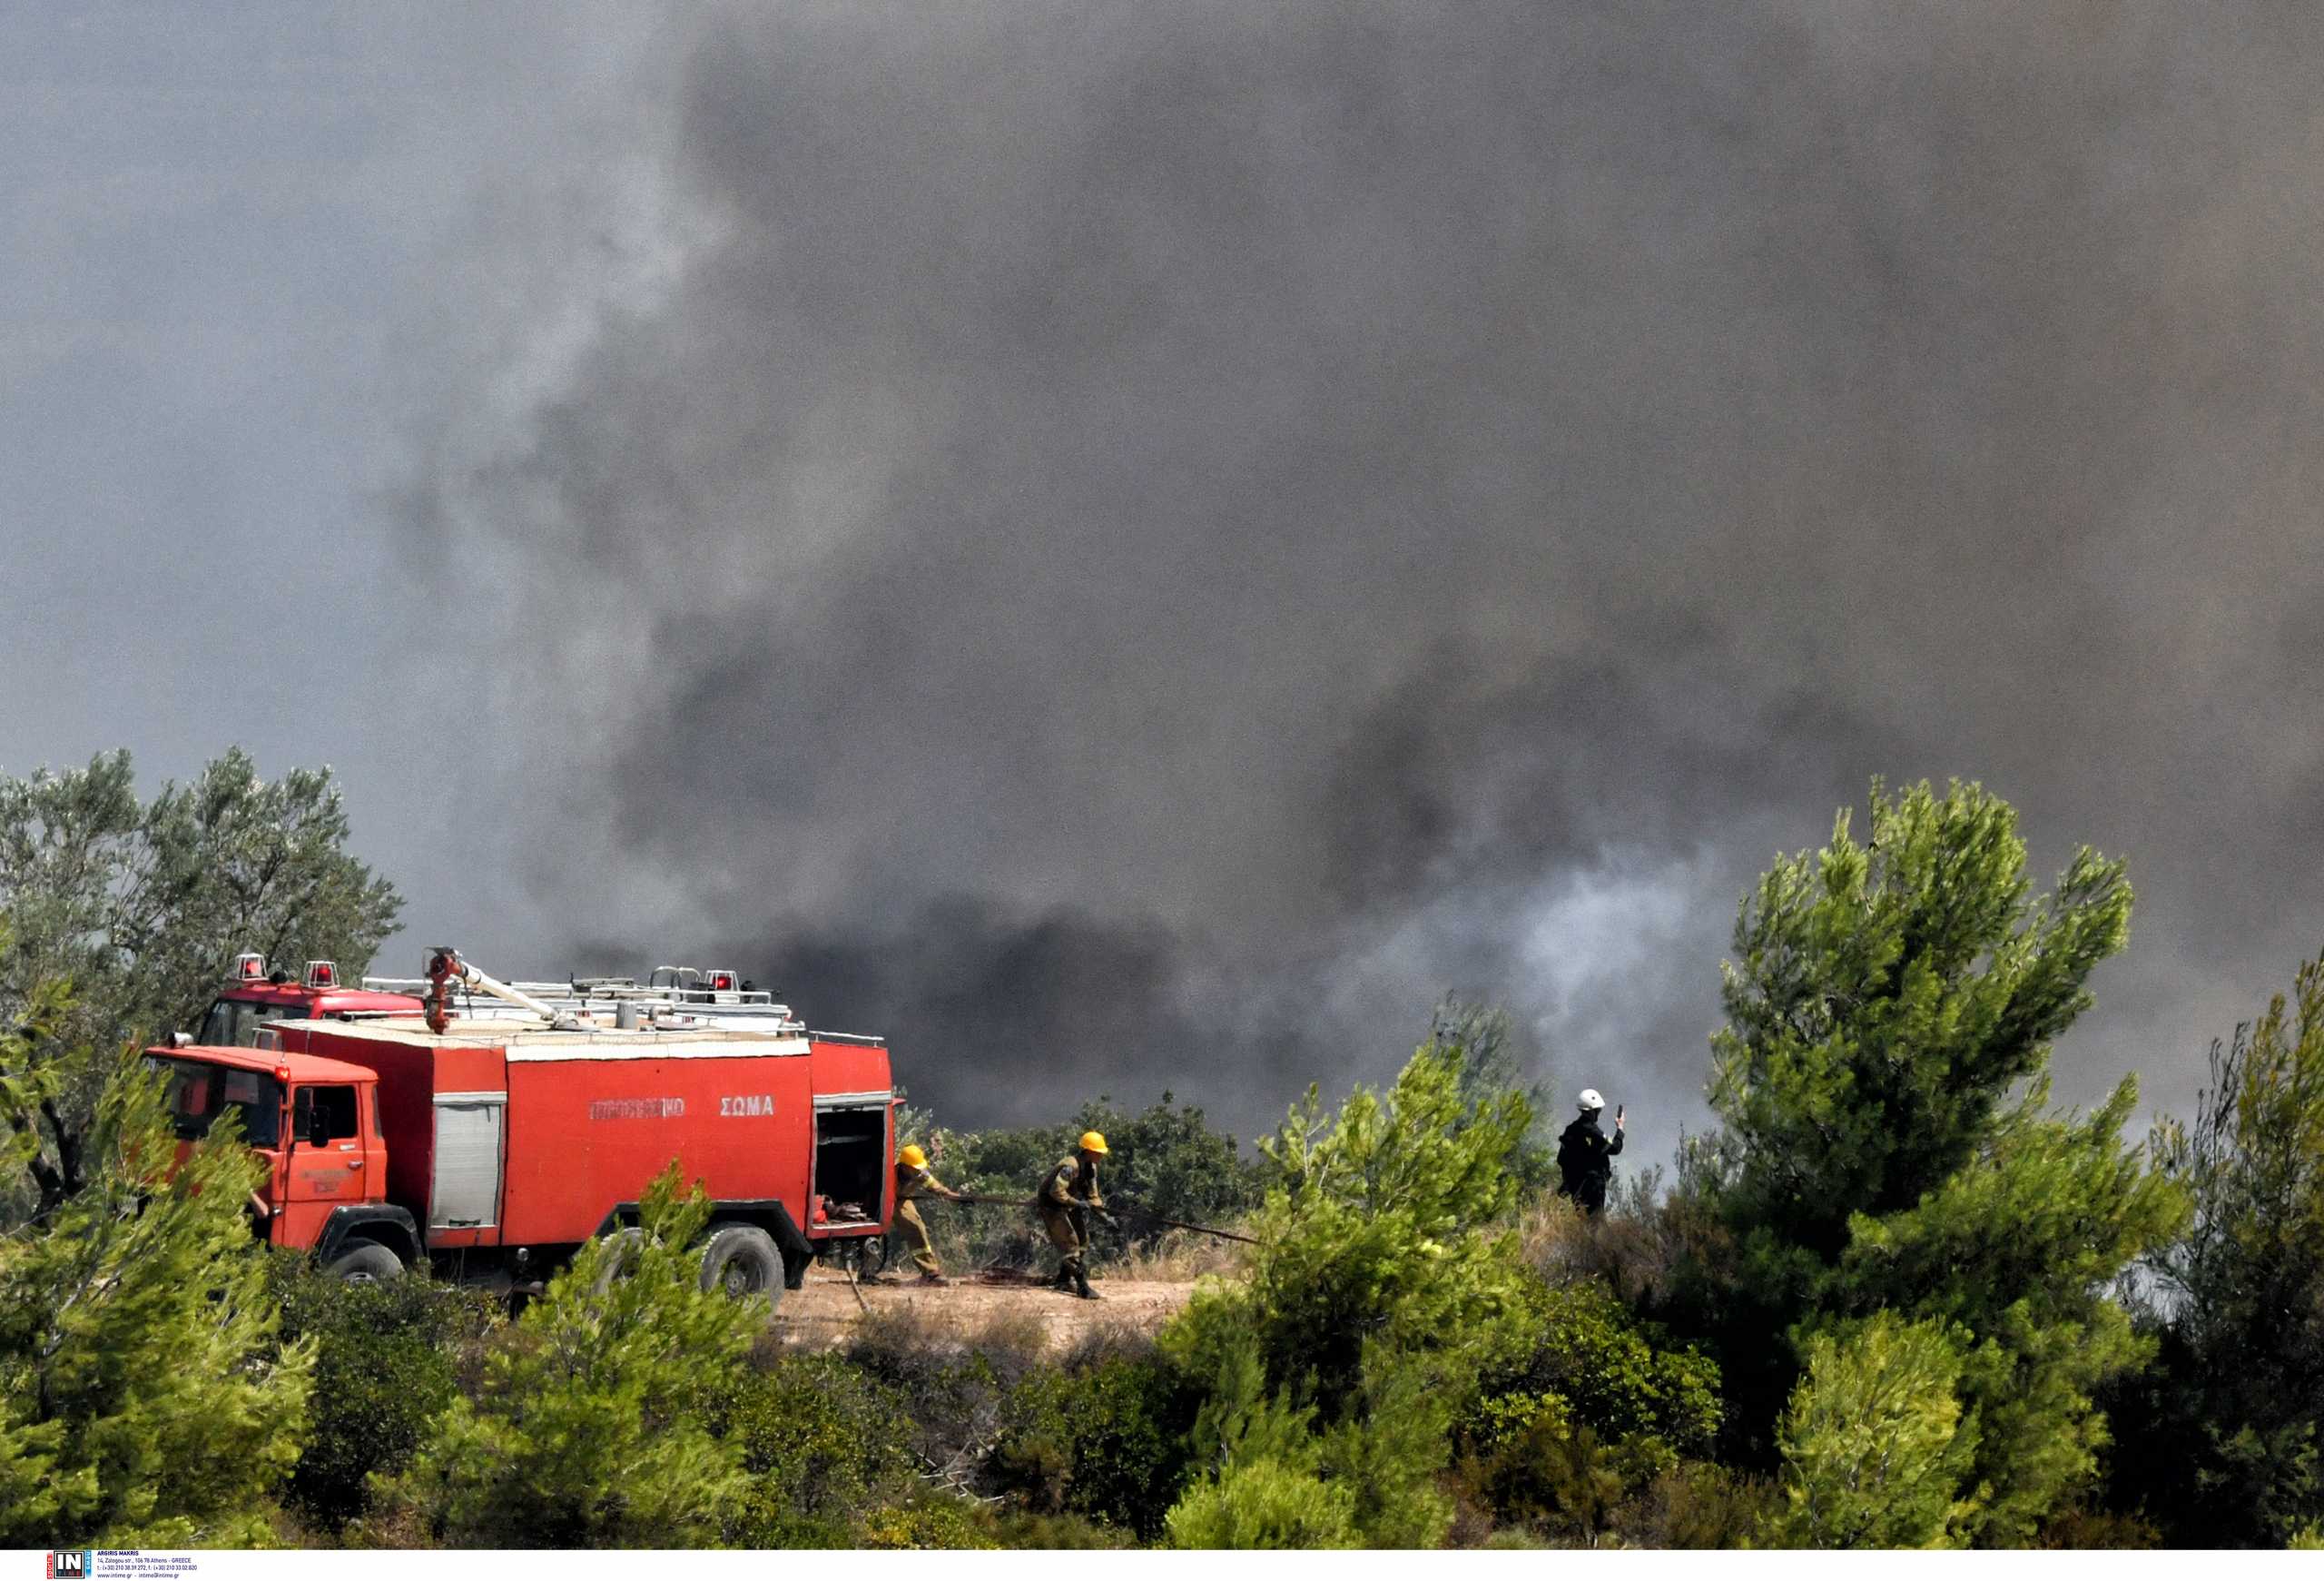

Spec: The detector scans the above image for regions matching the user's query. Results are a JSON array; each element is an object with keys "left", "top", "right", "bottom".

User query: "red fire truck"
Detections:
[
  {"left": 149, "top": 950, "right": 896, "bottom": 1301},
  {"left": 190, "top": 953, "right": 424, "bottom": 1049}
]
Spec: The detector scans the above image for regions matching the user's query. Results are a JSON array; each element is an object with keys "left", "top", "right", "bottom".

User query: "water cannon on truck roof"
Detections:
[{"left": 195, "top": 948, "right": 806, "bottom": 1052}]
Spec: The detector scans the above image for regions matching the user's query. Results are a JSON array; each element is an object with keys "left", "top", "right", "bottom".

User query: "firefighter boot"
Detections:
[{"left": 1073, "top": 1268, "right": 1102, "bottom": 1301}]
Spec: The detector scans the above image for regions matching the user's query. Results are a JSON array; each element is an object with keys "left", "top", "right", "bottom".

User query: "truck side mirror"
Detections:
[{"left": 307, "top": 1108, "right": 332, "bottom": 1149}]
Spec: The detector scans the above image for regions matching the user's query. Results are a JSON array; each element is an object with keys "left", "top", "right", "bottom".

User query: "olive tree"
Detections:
[{"left": 0, "top": 748, "right": 401, "bottom": 1215}]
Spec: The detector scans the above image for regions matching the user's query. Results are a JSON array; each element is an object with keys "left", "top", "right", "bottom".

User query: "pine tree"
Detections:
[
  {"left": 1672, "top": 780, "right": 2186, "bottom": 1544},
  {"left": 2118, "top": 953, "right": 2324, "bottom": 1544},
  {"left": 1159, "top": 1043, "right": 1536, "bottom": 1546},
  {"left": 375, "top": 1166, "right": 761, "bottom": 1546},
  {"left": 0, "top": 1044, "right": 313, "bottom": 1545},
  {"left": 1773, "top": 1312, "right": 1979, "bottom": 1548}
]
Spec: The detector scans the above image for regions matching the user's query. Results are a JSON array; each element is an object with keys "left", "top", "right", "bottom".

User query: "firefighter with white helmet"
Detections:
[
  {"left": 891, "top": 1141, "right": 963, "bottom": 1285},
  {"left": 1039, "top": 1130, "right": 1114, "bottom": 1300},
  {"left": 1556, "top": 1089, "right": 1625, "bottom": 1214}
]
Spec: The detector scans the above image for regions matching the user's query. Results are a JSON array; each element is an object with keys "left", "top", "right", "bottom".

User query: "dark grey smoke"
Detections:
[{"left": 402, "top": 2, "right": 2324, "bottom": 1157}]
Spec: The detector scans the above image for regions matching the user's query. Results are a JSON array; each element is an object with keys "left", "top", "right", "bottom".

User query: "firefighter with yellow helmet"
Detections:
[
  {"left": 892, "top": 1141, "right": 964, "bottom": 1284},
  {"left": 1039, "top": 1130, "right": 1113, "bottom": 1299}
]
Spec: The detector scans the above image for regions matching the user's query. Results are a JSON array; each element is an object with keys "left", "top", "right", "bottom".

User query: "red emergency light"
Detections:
[
  {"left": 710, "top": 972, "right": 736, "bottom": 992},
  {"left": 304, "top": 961, "right": 337, "bottom": 989},
  {"left": 234, "top": 953, "right": 267, "bottom": 981}
]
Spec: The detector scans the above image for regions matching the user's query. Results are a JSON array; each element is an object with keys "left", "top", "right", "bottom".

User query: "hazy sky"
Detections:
[{"left": 7, "top": 4, "right": 2323, "bottom": 1161}]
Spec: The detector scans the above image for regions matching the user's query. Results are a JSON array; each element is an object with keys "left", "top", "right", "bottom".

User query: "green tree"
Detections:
[
  {"left": 1428, "top": 994, "right": 1556, "bottom": 1192},
  {"left": 0, "top": 749, "right": 401, "bottom": 1215},
  {"left": 0, "top": 1046, "right": 313, "bottom": 1545},
  {"left": 1159, "top": 1043, "right": 1537, "bottom": 1546},
  {"left": 1669, "top": 779, "right": 2186, "bottom": 1543},
  {"left": 1160, "top": 1335, "right": 1358, "bottom": 1549},
  {"left": 374, "top": 1167, "right": 759, "bottom": 1546},
  {"left": 2112, "top": 954, "right": 2324, "bottom": 1545},
  {"left": 1773, "top": 1313, "right": 1979, "bottom": 1549}
]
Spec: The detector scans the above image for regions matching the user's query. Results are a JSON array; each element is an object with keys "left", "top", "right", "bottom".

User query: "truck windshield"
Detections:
[
  {"left": 196, "top": 997, "right": 289, "bottom": 1049},
  {"left": 143, "top": 1056, "right": 283, "bottom": 1148}
]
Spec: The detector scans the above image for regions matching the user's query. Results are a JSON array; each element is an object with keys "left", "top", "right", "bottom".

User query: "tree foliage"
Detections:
[
  {"left": 0, "top": 1048, "right": 312, "bottom": 1546},
  {"left": 993, "top": 1350, "right": 1202, "bottom": 1540},
  {"left": 1427, "top": 994, "right": 1557, "bottom": 1192},
  {"left": 2113, "top": 954, "right": 2324, "bottom": 1545},
  {"left": 0, "top": 749, "right": 402, "bottom": 1215},
  {"left": 267, "top": 1257, "right": 495, "bottom": 1527},
  {"left": 1494, "top": 1280, "right": 1721, "bottom": 1456},
  {"left": 722, "top": 1350, "right": 921, "bottom": 1546},
  {"left": 1158, "top": 1043, "right": 1536, "bottom": 1546},
  {"left": 373, "top": 1167, "right": 760, "bottom": 1546},
  {"left": 1773, "top": 1312, "right": 1978, "bottom": 1549},
  {"left": 1669, "top": 780, "right": 2185, "bottom": 1543}
]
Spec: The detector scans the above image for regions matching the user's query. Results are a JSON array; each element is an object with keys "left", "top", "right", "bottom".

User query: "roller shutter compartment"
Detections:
[{"left": 430, "top": 1096, "right": 506, "bottom": 1229}]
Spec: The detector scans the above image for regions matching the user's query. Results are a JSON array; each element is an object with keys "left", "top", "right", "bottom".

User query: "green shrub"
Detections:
[
  {"left": 1452, "top": 1392, "right": 1626, "bottom": 1545},
  {"left": 1615, "top": 1461, "right": 1779, "bottom": 1549},
  {"left": 1155, "top": 1044, "right": 1538, "bottom": 1548},
  {"left": 723, "top": 1351, "right": 917, "bottom": 1546},
  {"left": 992, "top": 1351, "right": 1200, "bottom": 1539},
  {"left": 1162, "top": 1458, "right": 1359, "bottom": 1549},
  {"left": 1499, "top": 1279, "right": 1722, "bottom": 1455},
  {"left": 267, "top": 1255, "right": 496, "bottom": 1530},
  {"left": 858, "top": 1491, "right": 1000, "bottom": 1549},
  {"left": 988, "top": 1509, "right": 1136, "bottom": 1548},
  {"left": 371, "top": 1167, "right": 761, "bottom": 1546},
  {"left": 841, "top": 1307, "right": 1049, "bottom": 1489}
]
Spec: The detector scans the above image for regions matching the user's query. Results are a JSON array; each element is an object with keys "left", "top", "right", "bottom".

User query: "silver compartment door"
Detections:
[{"left": 430, "top": 1097, "right": 506, "bottom": 1230}]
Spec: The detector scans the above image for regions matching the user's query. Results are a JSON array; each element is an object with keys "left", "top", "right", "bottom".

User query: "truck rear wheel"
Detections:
[
  {"left": 700, "top": 1223, "right": 783, "bottom": 1304},
  {"left": 326, "top": 1240, "right": 404, "bottom": 1284}
]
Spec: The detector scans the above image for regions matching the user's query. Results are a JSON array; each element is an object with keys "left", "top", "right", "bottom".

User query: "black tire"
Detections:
[
  {"left": 700, "top": 1223, "right": 784, "bottom": 1306},
  {"left": 326, "top": 1240, "right": 404, "bottom": 1284},
  {"left": 592, "top": 1226, "right": 647, "bottom": 1294},
  {"left": 853, "top": 1234, "right": 888, "bottom": 1280}
]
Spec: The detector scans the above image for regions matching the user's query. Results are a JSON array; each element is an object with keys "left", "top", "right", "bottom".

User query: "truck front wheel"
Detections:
[
  {"left": 700, "top": 1223, "right": 783, "bottom": 1305},
  {"left": 326, "top": 1240, "right": 405, "bottom": 1284}
]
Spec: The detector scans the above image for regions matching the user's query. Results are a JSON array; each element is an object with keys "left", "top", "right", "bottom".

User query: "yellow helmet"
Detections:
[
  {"left": 899, "top": 1144, "right": 928, "bottom": 1169},
  {"left": 1078, "top": 1131, "right": 1109, "bottom": 1155}
]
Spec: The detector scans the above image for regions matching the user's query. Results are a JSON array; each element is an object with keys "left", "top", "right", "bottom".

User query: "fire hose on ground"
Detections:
[{"left": 944, "top": 1192, "right": 1258, "bottom": 1245}]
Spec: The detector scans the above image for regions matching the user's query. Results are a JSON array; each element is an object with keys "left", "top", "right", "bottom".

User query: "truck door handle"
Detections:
[{"left": 346, "top": 1159, "right": 363, "bottom": 1170}]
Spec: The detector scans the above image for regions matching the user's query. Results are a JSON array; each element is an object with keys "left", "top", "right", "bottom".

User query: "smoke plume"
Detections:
[{"left": 399, "top": 2, "right": 2324, "bottom": 1155}]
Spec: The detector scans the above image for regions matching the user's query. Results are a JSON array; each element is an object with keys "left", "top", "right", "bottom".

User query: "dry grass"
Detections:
[
  {"left": 1114, "top": 1225, "right": 1253, "bottom": 1283},
  {"left": 1514, "top": 1183, "right": 1711, "bottom": 1306}
]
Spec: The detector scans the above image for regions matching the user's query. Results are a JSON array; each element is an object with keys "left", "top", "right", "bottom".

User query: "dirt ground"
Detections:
[{"left": 767, "top": 1266, "right": 1196, "bottom": 1351}]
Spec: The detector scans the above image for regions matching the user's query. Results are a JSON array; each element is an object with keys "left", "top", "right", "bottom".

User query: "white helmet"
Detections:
[{"left": 1578, "top": 1089, "right": 1604, "bottom": 1112}]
